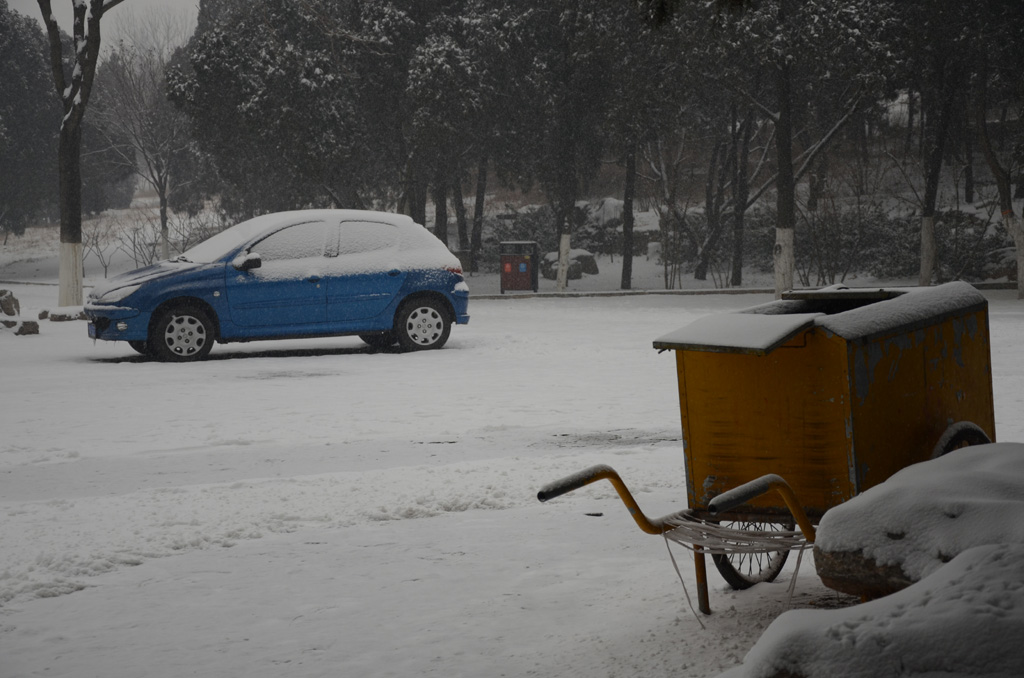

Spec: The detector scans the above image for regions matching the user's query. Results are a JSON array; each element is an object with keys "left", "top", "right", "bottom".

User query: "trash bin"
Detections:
[
  {"left": 652, "top": 282, "right": 996, "bottom": 519},
  {"left": 499, "top": 241, "right": 540, "bottom": 293}
]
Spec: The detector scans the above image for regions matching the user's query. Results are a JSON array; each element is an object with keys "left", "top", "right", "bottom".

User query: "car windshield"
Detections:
[{"left": 180, "top": 214, "right": 292, "bottom": 263}]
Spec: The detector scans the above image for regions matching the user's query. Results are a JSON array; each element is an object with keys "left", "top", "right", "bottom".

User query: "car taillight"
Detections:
[{"left": 446, "top": 265, "right": 463, "bottom": 276}]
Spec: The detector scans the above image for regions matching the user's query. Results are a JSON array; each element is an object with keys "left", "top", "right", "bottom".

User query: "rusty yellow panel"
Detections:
[
  {"left": 676, "top": 327, "right": 854, "bottom": 517},
  {"left": 848, "top": 308, "right": 995, "bottom": 492},
  {"left": 925, "top": 309, "right": 996, "bottom": 442}
]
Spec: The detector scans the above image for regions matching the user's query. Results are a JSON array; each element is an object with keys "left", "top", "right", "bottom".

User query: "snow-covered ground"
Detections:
[{"left": 2, "top": 225, "right": 1023, "bottom": 677}]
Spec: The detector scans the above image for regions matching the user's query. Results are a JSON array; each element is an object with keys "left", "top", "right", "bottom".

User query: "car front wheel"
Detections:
[
  {"left": 150, "top": 306, "right": 215, "bottom": 362},
  {"left": 128, "top": 340, "right": 151, "bottom": 356},
  {"left": 395, "top": 300, "right": 450, "bottom": 351}
]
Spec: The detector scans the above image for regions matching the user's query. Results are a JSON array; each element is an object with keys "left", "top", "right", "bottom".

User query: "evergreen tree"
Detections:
[{"left": 0, "top": 0, "right": 59, "bottom": 240}]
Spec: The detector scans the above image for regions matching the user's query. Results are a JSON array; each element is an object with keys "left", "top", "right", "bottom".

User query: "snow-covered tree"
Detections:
[
  {"left": 505, "top": 0, "right": 617, "bottom": 292},
  {"left": 406, "top": 1, "right": 531, "bottom": 257},
  {"left": 647, "top": 0, "right": 897, "bottom": 296},
  {"left": 36, "top": 0, "right": 127, "bottom": 307},
  {"left": 169, "top": 0, "right": 375, "bottom": 216}
]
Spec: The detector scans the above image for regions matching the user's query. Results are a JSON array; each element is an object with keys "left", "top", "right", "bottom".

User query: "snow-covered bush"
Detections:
[{"left": 864, "top": 210, "right": 1013, "bottom": 283}]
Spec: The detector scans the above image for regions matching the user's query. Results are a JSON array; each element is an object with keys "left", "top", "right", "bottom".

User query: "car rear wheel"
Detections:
[
  {"left": 150, "top": 306, "right": 215, "bottom": 362},
  {"left": 395, "top": 299, "right": 450, "bottom": 351}
]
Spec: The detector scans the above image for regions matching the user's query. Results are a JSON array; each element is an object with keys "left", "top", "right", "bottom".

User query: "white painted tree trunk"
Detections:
[
  {"left": 919, "top": 214, "right": 936, "bottom": 287},
  {"left": 773, "top": 227, "right": 795, "bottom": 298},
  {"left": 556, "top": 233, "right": 571, "bottom": 293},
  {"left": 58, "top": 242, "right": 83, "bottom": 307}
]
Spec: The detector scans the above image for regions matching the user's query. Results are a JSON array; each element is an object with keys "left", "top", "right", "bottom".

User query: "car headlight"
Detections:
[{"left": 95, "top": 284, "right": 142, "bottom": 304}]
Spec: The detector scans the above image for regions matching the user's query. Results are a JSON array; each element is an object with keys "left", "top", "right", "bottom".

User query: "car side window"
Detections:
[
  {"left": 251, "top": 221, "right": 328, "bottom": 261},
  {"left": 336, "top": 221, "right": 399, "bottom": 256}
]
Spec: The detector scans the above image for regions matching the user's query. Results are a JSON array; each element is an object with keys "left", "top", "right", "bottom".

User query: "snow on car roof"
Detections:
[{"left": 182, "top": 210, "right": 420, "bottom": 263}]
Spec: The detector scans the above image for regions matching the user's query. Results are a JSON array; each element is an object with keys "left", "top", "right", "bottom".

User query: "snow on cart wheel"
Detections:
[
  {"left": 710, "top": 516, "right": 795, "bottom": 590},
  {"left": 931, "top": 421, "right": 992, "bottom": 459},
  {"left": 150, "top": 306, "right": 215, "bottom": 362},
  {"left": 395, "top": 299, "right": 450, "bottom": 351}
]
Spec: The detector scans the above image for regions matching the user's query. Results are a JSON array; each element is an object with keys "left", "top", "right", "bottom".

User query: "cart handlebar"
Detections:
[
  {"left": 708, "top": 474, "right": 817, "bottom": 542},
  {"left": 537, "top": 464, "right": 683, "bottom": 535},
  {"left": 537, "top": 464, "right": 617, "bottom": 502}
]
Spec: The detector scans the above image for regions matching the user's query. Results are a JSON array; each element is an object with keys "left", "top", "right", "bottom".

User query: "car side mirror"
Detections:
[{"left": 233, "top": 252, "right": 262, "bottom": 272}]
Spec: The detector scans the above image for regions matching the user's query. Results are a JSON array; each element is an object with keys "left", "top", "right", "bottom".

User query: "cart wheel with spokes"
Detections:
[{"left": 710, "top": 516, "right": 795, "bottom": 590}]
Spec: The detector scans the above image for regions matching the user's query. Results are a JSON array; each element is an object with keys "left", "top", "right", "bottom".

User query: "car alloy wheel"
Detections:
[
  {"left": 150, "top": 306, "right": 215, "bottom": 362},
  {"left": 396, "top": 300, "right": 450, "bottom": 351}
]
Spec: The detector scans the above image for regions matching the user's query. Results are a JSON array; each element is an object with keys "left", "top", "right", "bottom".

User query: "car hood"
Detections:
[{"left": 88, "top": 260, "right": 204, "bottom": 300}]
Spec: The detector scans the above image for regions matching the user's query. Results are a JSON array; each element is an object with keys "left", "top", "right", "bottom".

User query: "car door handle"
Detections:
[
  {"left": 307, "top": 276, "right": 321, "bottom": 283},
  {"left": 388, "top": 269, "right": 401, "bottom": 277}
]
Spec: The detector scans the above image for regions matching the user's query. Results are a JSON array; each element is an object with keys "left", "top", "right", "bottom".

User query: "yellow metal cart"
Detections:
[{"left": 538, "top": 282, "right": 996, "bottom": 613}]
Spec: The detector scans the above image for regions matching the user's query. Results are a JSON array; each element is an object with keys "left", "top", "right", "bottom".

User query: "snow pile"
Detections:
[
  {"left": 815, "top": 443, "right": 1024, "bottom": 581},
  {"left": 719, "top": 542, "right": 1024, "bottom": 678},
  {"left": 718, "top": 443, "right": 1024, "bottom": 678}
]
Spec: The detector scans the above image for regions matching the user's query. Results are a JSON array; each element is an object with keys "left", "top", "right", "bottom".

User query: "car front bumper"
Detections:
[{"left": 85, "top": 305, "right": 148, "bottom": 341}]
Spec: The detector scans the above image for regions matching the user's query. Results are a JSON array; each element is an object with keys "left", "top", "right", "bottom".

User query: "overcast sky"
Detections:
[{"left": 8, "top": 0, "right": 197, "bottom": 45}]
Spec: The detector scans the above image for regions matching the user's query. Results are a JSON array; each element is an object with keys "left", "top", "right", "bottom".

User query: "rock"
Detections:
[
  {"left": 0, "top": 289, "right": 21, "bottom": 317},
  {"left": 541, "top": 257, "right": 582, "bottom": 281},
  {"left": 813, "top": 546, "right": 915, "bottom": 600},
  {"left": 812, "top": 444, "right": 1024, "bottom": 601},
  {"left": 1, "top": 319, "right": 40, "bottom": 335},
  {"left": 0, "top": 291, "right": 40, "bottom": 335},
  {"left": 47, "top": 309, "right": 87, "bottom": 322},
  {"left": 541, "top": 250, "right": 598, "bottom": 281},
  {"left": 575, "top": 252, "right": 599, "bottom": 275}
]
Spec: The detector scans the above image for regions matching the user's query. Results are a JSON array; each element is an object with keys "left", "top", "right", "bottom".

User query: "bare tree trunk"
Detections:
[
  {"left": 919, "top": 89, "right": 954, "bottom": 286},
  {"left": 731, "top": 110, "right": 753, "bottom": 287},
  {"left": 159, "top": 190, "right": 170, "bottom": 260},
  {"left": 976, "top": 77, "right": 1024, "bottom": 298},
  {"left": 452, "top": 173, "right": 469, "bottom": 252},
  {"left": 409, "top": 176, "right": 427, "bottom": 228},
  {"left": 919, "top": 215, "right": 936, "bottom": 286},
  {"left": 471, "top": 156, "right": 487, "bottom": 274},
  {"left": 554, "top": 202, "right": 572, "bottom": 293},
  {"left": 904, "top": 90, "right": 916, "bottom": 156},
  {"left": 57, "top": 121, "right": 85, "bottom": 307},
  {"left": 620, "top": 144, "right": 636, "bottom": 290},
  {"left": 774, "top": 54, "right": 796, "bottom": 296},
  {"left": 432, "top": 175, "right": 449, "bottom": 248},
  {"left": 40, "top": 0, "right": 119, "bottom": 307}
]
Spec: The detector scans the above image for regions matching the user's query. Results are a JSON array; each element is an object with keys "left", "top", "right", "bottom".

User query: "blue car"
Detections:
[{"left": 85, "top": 210, "right": 470, "bottom": 361}]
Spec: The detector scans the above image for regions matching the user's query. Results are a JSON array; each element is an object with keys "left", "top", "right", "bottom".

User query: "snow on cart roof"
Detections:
[
  {"left": 653, "top": 312, "right": 822, "bottom": 355},
  {"left": 653, "top": 282, "right": 987, "bottom": 355}
]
